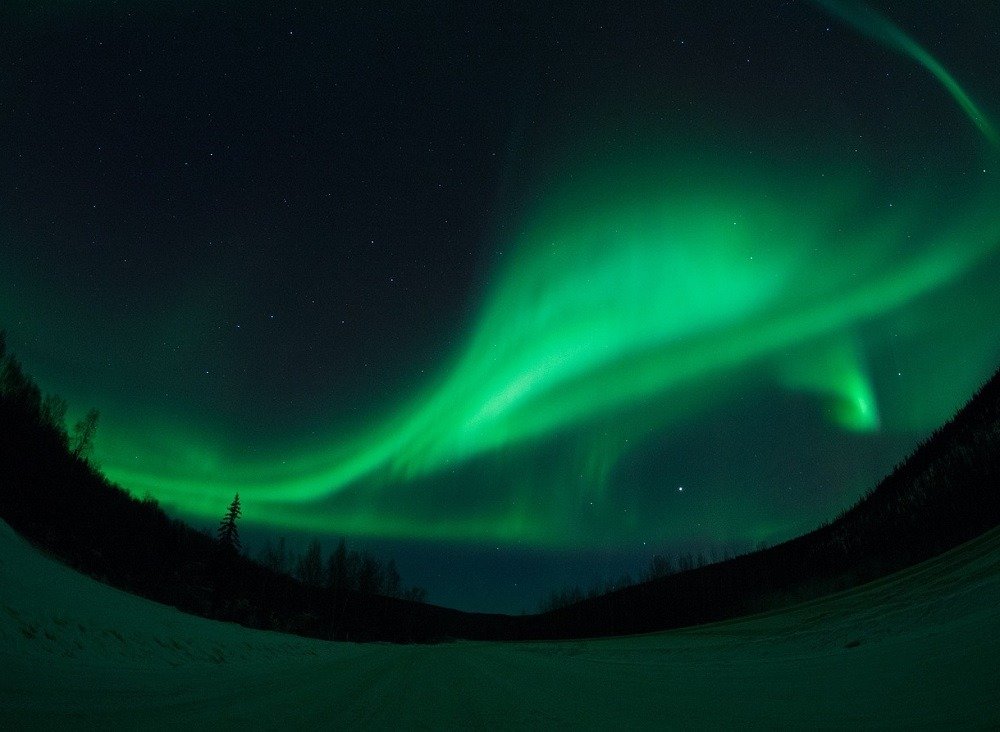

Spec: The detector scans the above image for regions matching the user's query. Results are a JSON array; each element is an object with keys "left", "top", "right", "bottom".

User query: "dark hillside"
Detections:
[
  {"left": 525, "top": 366, "right": 1000, "bottom": 638},
  {"left": 0, "top": 332, "right": 518, "bottom": 642},
  {"left": 3, "top": 323, "right": 999, "bottom": 642}
]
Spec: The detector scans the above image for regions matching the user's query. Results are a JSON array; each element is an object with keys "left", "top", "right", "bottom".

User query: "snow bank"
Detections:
[{"left": 2, "top": 518, "right": 998, "bottom": 727}]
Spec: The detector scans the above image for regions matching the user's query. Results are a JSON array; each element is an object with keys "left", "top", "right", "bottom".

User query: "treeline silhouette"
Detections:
[
  {"left": 0, "top": 330, "right": 457, "bottom": 642},
  {"left": 538, "top": 546, "right": 754, "bottom": 613},
  {"left": 526, "top": 364, "right": 1000, "bottom": 638},
  {"left": 3, "top": 324, "right": 1000, "bottom": 642},
  {"left": 259, "top": 535, "right": 427, "bottom": 603}
]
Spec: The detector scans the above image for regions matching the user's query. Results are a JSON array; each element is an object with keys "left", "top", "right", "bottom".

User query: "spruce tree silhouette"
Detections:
[
  {"left": 70, "top": 408, "right": 99, "bottom": 460},
  {"left": 217, "top": 493, "right": 242, "bottom": 553},
  {"left": 295, "top": 539, "right": 324, "bottom": 586}
]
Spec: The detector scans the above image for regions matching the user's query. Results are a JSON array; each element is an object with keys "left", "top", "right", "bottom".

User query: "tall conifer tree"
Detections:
[{"left": 217, "top": 493, "right": 242, "bottom": 553}]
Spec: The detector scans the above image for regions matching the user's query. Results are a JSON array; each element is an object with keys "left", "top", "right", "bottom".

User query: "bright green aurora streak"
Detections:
[{"left": 94, "top": 2, "right": 1000, "bottom": 547}]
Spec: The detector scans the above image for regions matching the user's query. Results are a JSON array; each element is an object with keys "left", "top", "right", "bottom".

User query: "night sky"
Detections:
[{"left": 3, "top": 1, "right": 999, "bottom": 613}]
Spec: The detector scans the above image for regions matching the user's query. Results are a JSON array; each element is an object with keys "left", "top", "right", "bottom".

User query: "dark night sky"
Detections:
[{"left": 3, "top": 1, "right": 1000, "bottom": 612}]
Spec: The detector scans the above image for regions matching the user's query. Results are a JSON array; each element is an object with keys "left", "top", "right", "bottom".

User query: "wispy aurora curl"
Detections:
[
  {"left": 812, "top": 0, "right": 998, "bottom": 145},
  {"left": 99, "top": 2, "right": 1000, "bottom": 544}
]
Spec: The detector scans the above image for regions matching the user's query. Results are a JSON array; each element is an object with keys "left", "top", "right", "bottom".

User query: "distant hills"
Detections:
[
  {"left": 526, "top": 363, "right": 1000, "bottom": 639},
  {"left": 2, "top": 328, "right": 999, "bottom": 641}
]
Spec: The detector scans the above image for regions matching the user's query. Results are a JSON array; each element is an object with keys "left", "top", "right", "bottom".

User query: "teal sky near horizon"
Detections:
[{"left": 2, "top": 1, "right": 999, "bottom": 611}]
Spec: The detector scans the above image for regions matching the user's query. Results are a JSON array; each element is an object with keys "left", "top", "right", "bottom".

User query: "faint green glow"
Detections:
[
  {"left": 84, "top": 2, "right": 1000, "bottom": 547},
  {"left": 813, "top": 0, "right": 997, "bottom": 146}
]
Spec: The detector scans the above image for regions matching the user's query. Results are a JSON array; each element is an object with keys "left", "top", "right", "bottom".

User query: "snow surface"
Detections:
[{"left": 2, "top": 517, "right": 999, "bottom": 728}]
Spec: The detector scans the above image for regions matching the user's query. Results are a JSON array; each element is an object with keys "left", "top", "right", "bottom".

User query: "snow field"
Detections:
[{"left": 2, "top": 518, "right": 998, "bottom": 728}]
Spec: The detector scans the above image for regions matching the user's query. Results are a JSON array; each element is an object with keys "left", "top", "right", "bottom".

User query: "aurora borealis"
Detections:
[{"left": 3, "top": 1, "right": 999, "bottom": 611}]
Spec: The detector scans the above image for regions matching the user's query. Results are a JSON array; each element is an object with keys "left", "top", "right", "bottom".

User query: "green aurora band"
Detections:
[
  {"left": 89, "top": 2, "right": 1000, "bottom": 547},
  {"left": 813, "top": 0, "right": 998, "bottom": 145}
]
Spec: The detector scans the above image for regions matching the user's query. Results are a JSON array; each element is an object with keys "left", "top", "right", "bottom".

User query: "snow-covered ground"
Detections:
[{"left": 2, "top": 517, "right": 998, "bottom": 729}]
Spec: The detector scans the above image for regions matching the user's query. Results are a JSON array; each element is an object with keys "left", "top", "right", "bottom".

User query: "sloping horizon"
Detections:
[{"left": 2, "top": 511, "right": 998, "bottom": 726}]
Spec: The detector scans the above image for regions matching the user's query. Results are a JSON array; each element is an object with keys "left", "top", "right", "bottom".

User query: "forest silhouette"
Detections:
[{"left": 2, "top": 327, "right": 999, "bottom": 641}]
